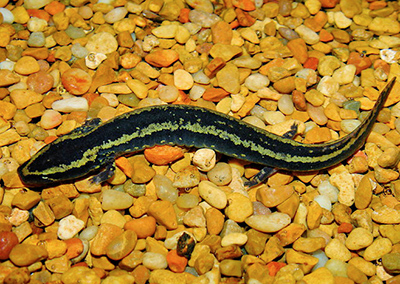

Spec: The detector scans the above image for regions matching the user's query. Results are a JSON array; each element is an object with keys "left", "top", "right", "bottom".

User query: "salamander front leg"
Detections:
[
  {"left": 90, "top": 162, "right": 116, "bottom": 184},
  {"left": 245, "top": 123, "right": 299, "bottom": 188}
]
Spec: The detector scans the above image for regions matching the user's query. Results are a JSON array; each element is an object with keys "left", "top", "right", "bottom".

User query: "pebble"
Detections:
[
  {"left": 57, "top": 215, "right": 85, "bottom": 240},
  {"left": 174, "top": 69, "right": 194, "bottom": 90},
  {"left": 102, "top": 189, "right": 133, "bottom": 210},
  {"left": 325, "top": 238, "right": 351, "bottom": 262},
  {"left": 125, "top": 216, "right": 156, "bottom": 239},
  {"left": 147, "top": 200, "right": 178, "bottom": 230},
  {"left": 142, "top": 252, "right": 168, "bottom": 270},
  {"left": 52, "top": 97, "right": 89, "bottom": 112},
  {"left": 0, "top": 231, "right": 19, "bottom": 260},
  {"left": 14, "top": 56, "right": 40, "bottom": 75},
  {"left": 9, "top": 244, "right": 48, "bottom": 266},
  {"left": 364, "top": 238, "right": 392, "bottom": 261},
  {"left": 61, "top": 68, "right": 92, "bottom": 95},
  {"left": 193, "top": 149, "right": 216, "bottom": 171},
  {"left": 382, "top": 253, "right": 400, "bottom": 274},
  {"left": 86, "top": 32, "right": 118, "bottom": 54},
  {"left": 245, "top": 212, "right": 291, "bottom": 233},
  {"left": 106, "top": 230, "right": 137, "bottom": 260},
  {"left": 207, "top": 162, "right": 232, "bottom": 185},
  {"left": 225, "top": 192, "right": 253, "bottom": 223},
  {"left": 345, "top": 227, "right": 373, "bottom": 250},
  {"left": 198, "top": 180, "right": 227, "bottom": 209}
]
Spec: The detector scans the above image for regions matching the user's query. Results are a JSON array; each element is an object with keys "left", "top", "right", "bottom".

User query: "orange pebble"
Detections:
[
  {"left": 337, "top": 222, "right": 353, "bottom": 234},
  {"left": 266, "top": 262, "right": 286, "bottom": 276},
  {"left": 64, "top": 238, "right": 84, "bottom": 259},
  {"left": 303, "top": 57, "right": 319, "bottom": 70},
  {"left": 27, "top": 9, "right": 51, "bottom": 22},
  {"left": 319, "top": 29, "right": 334, "bottom": 42},
  {"left": 144, "top": 145, "right": 184, "bottom": 165},
  {"left": 44, "top": 136, "right": 58, "bottom": 144},
  {"left": 82, "top": 93, "right": 99, "bottom": 106},
  {"left": 179, "top": 8, "right": 190, "bottom": 23},
  {"left": 287, "top": 38, "right": 308, "bottom": 64},
  {"left": 229, "top": 20, "right": 240, "bottom": 29},
  {"left": 166, "top": 249, "right": 188, "bottom": 273},
  {"left": 172, "top": 90, "right": 191, "bottom": 105},
  {"left": 232, "top": 0, "right": 256, "bottom": 11},
  {"left": 369, "top": 1, "right": 387, "bottom": 10},
  {"left": 44, "top": 1, "right": 66, "bottom": 15},
  {"left": 116, "top": 157, "right": 134, "bottom": 178},
  {"left": 202, "top": 87, "right": 229, "bottom": 102},
  {"left": 124, "top": 216, "right": 157, "bottom": 239}
]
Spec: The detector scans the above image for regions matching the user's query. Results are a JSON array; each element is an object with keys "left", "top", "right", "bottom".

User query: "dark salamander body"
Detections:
[{"left": 18, "top": 78, "right": 396, "bottom": 187}]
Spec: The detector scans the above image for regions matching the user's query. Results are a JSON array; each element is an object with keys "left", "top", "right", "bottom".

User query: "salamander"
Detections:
[{"left": 18, "top": 78, "right": 396, "bottom": 187}]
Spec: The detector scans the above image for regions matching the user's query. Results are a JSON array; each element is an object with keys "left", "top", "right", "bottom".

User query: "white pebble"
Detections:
[
  {"left": 311, "top": 250, "right": 329, "bottom": 270},
  {"left": 58, "top": 215, "right": 85, "bottom": 240},
  {"left": 153, "top": 174, "right": 178, "bottom": 203},
  {"left": 221, "top": 233, "right": 248, "bottom": 247},
  {"left": 52, "top": 97, "right": 89, "bottom": 112},
  {"left": 193, "top": 70, "right": 210, "bottom": 84},
  {"left": 314, "top": 194, "right": 332, "bottom": 211},
  {"left": 101, "top": 93, "right": 119, "bottom": 107},
  {"left": 27, "top": 17, "right": 48, "bottom": 32},
  {"left": 79, "top": 225, "right": 99, "bottom": 241},
  {"left": 278, "top": 94, "right": 294, "bottom": 115},
  {"left": 0, "top": 8, "right": 14, "bottom": 23},
  {"left": 193, "top": 148, "right": 216, "bottom": 172},
  {"left": 263, "top": 111, "right": 285, "bottom": 125},
  {"left": 104, "top": 7, "right": 128, "bottom": 24},
  {"left": 317, "top": 180, "right": 339, "bottom": 203},
  {"left": 244, "top": 73, "right": 269, "bottom": 92},
  {"left": 341, "top": 119, "right": 361, "bottom": 134},
  {"left": 189, "top": 85, "right": 206, "bottom": 100},
  {"left": 142, "top": 252, "right": 168, "bottom": 270}
]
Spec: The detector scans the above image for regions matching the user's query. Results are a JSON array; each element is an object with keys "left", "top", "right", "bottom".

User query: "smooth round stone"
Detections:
[
  {"left": 61, "top": 68, "right": 92, "bottom": 95},
  {"left": 27, "top": 32, "right": 46, "bottom": 47},
  {"left": 363, "top": 238, "right": 392, "bottom": 261},
  {"left": 118, "top": 93, "right": 140, "bottom": 107},
  {"left": 58, "top": 215, "right": 85, "bottom": 240},
  {"left": 40, "top": 109, "right": 62, "bottom": 129},
  {"left": 9, "top": 244, "right": 48, "bottom": 266},
  {"left": 24, "top": 0, "right": 52, "bottom": 9},
  {"left": 176, "top": 194, "right": 199, "bottom": 209},
  {"left": 193, "top": 149, "right": 216, "bottom": 172},
  {"left": 341, "top": 119, "right": 361, "bottom": 134},
  {"left": 106, "top": 230, "right": 137, "bottom": 260},
  {"left": 245, "top": 212, "right": 291, "bottom": 233},
  {"left": 159, "top": 85, "right": 179, "bottom": 103},
  {"left": 0, "top": 231, "right": 19, "bottom": 260},
  {"left": 325, "top": 239, "right": 351, "bottom": 262},
  {"left": 79, "top": 225, "right": 99, "bottom": 241},
  {"left": 153, "top": 174, "right": 178, "bottom": 203},
  {"left": 27, "top": 17, "right": 47, "bottom": 32},
  {"left": 312, "top": 250, "right": 329, "bottom": 270},
  {"left": 102, "top": 190, "right": 133, "bottom": 210},
  {"left": 345, "top": 228, "right": 373, "bottom": 251},
  {"left": 52, "top": 97, "right": 89, "bottom": 113},
  {"left": 278, "top": 94, "right": 294, "bottom": 115},
  {"left": 263, "top": 111, "right": 285, "bottom": 125},
  {"left": 198, "top": 180, "right": 227, "bottom": 209},
  {"left": 86, "top": 32, "right": 118, "bottom": 54},
  {"left": 225, "top": 192, "right": 253, "bottom": 223},
  {"left": 244, "top": 73, "right": 269, "bottom": 92},
  {"left": 221, "top": 233, "right": 248, "bottom": 247},
  {"left": 104, "top": 7, "right": 128, "bottom": 24},
  {"left": 27, "top": 71, "right": 53, "bottom": 94},
  {"left": 142, "top": 252, "right": 168, "bottom": 270},
  {"left": 317, "top": 76, "right": 339, "bottom": 96},
  {"left": 174, "top": 69, "right": 194, "bottom": 90},
  {"left": 189, "top": 85, "right": 205, "bottom": 100},
  {"left": 0, "top": 8, "right": 14, "bottom": 23},
  {"left": 65, "top": 25, "right": 86, "bottom": 39},
  {"left": 324, "top": 259, "right": 348, "bottom": 277},
  {"left": 188, "top": 9, "right": 220, "bottom": 28},
  {"left": 232, "top": 56, "right": 261, "bottom": 69},
  {"left": 14, "top": 56, "right": 40, "bottom": 75},
  {"left": 207, "top": 162, "right": 232, "bottom": 186},
  {"left": 71, "top": 43, "right": 89, "bottom": 59},
  {"left": 220, "top": 259, "right": 242, "bottom": 277},
  {"left": 193, "top": 70, "right": 210, "bottom": 84}
]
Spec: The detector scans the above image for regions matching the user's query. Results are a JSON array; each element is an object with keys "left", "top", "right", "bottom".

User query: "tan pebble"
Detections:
[
  {"left": 32, "top": 201, "right": 55, "bottom": 226},
  {"left": 245, "top": 212, "right": 291, "bottom": 233},
  {"left": 330, "top": 171, "right": 355, "bottom": 206},
  {"left": 307, "top": 201, "right": 323, "bottom": 230},
  {"left": 14, "top": 56, "right": 40, "bottom": 75},
  {"left": 45, "top": 255, "right": 70, "bottom": 273},
  {"left": 174, "top": 69, "right": 194, "bottom": 90},
  {"left": 106, "top": 230, "right": 137, "bottom": 260},
  {"left": 40, "top": 110, "right": 62, "bottom": 130},
  {"left": 325, "top": 238, "right": 351, "bottom": 262},
  {"left": 216, "top": 62, "right": 240, "bottom": 94},
  {"left": 205, "top": 207, "right": 224, "bottom": 235},
  {"left": 45, "top": 195, "right": 73, "bottom": 219},
  {"left": 90, "top": 223, "right": 123, "bottom": 256},
  {"left": 11, "top": 190, "right": 41, "bottom": 210},
  {"left": 368, "top": 17, "right": 400, "bottom": 34},
  {"left": 260, "top": 236, "right": 284, "bottom": 263},
  {"left": 183, "top": 205, "right": 206, "bottom": 228},
  {"left": 147, "top": 200, "right": 178, "bottom": 230},
  {"left": 209, "top": 43, "right": 242, "bottom": 61},
  {"left": 131, "top": 159, "right": 155, "bottom": 184},
  {"left": 151, "top": 24, "right": 178, "bottom": 38},
  {"left": 275, "top": 223, "right": 306, "bottom": 246},
  {"left": 126, "top": 79, "right": 148, "bottom": 99},
  {"left": 10, "top": 89, "right": 43, "bottom": 109},
  {"left": 286, "top": 249, "right": 319, "bottom": 273},
  {"left": 256, "top": 185, "right": 294, "bottom": 207},
  {"left": 97, "top": 83, "right": 131, "bottom": 94},
  {"left": 145, "top": 49, "right": 179, "bottom": 67},
  {"left": 211, "top": 21, "right": 233, "bottom": 44},
  {"left": 0, "top": 69, "right": 20, "bottom": 87},
  {"left": 9, "top": 244, "right": 48, "bottom": 266},
  {"left": 374, "top": 166, "right": 399, "bottom": 183},
  {"left": 173, "top": 165, "right": 200, "bottom": 188},
  {"left": 61, "top": 266, "right": 101, "bottom": 284},
  {"left": 292, "top": 237, "right": 326, "bottom": 253},
  {"left": 221, "top": 233, "right": 248, "bottom": 247},
  {"left": 379, "top": 224, "right": 400, "bottom": 244},
  {"left": 220, "top": 259, "right": 242, "bottom": 277},
  {"left": 102, "top": 189, "right": 133, "bottom": 211},
  {"left": 345, "top": 227, "right": 373, "bottom": 250},
  {"left": 371, "top": 205, "right": 400, "bottom": 224},
  {"left": 302, "top": 267, "right": 335, "bottom": 284},
  {"left": 225, "top": 192, "right": 253, "bottom": 223},
  {"left": 347, "top": 263, "right": 368, "bottom": 284},
  {"left": 175, "top": 25, "right": 190, "bottom": 44},
  {"left": 86, "top": 32, "right": 118, "bottom": 54},
  {"left": 348, "top": 156, "right": 369, "bottom": 174},
  {"left": 245, "top": 229, "right": 269, "bottom": 256},
  {"left": 348, "top": 257, "right": 376, "bottom": 277},
  {"left": 0, "top": 101, "right": 17, "bottom": 120},
  {"left": 198, "top": 181, "right": 227, "bottom": 209},
  {"left": 378, "top": 147, "right": 400, "bottom": 168},
  {"left": 101, "top": 210, "right": 126, "bottom": 228},
  {"left": 149, "top": 269, "right": 188, "bottom": 284},
  {"left": 363, "top": 237, "right": 392, "bottom": 261}
]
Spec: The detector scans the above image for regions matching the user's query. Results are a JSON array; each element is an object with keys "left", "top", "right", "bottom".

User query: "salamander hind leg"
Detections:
[
  {"left": 244, "top": 122, "right": 299, "bottom": 188},
  {"left": 90, "top": 162, "right": 116, "bottom": 184}
]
